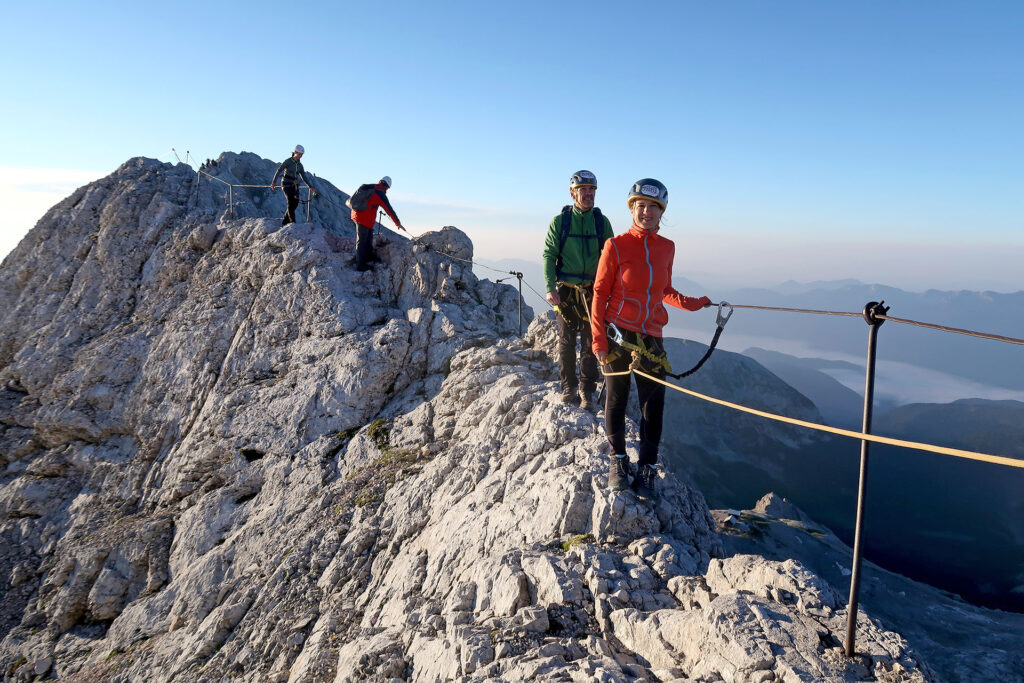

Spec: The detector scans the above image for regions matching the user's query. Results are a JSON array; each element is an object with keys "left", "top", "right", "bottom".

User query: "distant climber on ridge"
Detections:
[
  {"left": 542, "top": 170, "right": 614, "bottom": 411},
  {"left": 270, "top": 145, "right": 317, "bottom": 226},
  {"left": 591, "top": 178, "right": 711, "bottom": 500},
  {"left": 348, "top": 176, "right": 403, "bottom": 271}
]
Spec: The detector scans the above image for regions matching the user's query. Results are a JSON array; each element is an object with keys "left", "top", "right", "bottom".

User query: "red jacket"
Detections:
[
  {"left": 351, "top": 184, "right": 401, "bottom": 229},
  {"left": 590, "top": 225, "right": 706, "bottom": 353}
]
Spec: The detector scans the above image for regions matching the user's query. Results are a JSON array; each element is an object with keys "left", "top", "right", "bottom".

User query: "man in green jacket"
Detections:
[{"left": 542, "top": 170, "right": 614, "bottom": 410}]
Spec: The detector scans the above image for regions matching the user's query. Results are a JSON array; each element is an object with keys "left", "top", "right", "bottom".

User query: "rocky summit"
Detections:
[{"left": 0, "top": 153, "right": 997, "bottom": 681}]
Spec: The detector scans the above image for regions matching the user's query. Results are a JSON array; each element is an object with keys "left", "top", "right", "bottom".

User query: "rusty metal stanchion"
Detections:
[{"left": 845, "top": 300, "right": 889, "bottom": 657}]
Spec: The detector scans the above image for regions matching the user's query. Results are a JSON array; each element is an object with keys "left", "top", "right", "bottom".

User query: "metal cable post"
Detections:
[
  {"left": 845, "top": 300, "right": 889, "bottom": 657},
  {"left": 516, "top": 272, "right": 524, "bottom": 335}
]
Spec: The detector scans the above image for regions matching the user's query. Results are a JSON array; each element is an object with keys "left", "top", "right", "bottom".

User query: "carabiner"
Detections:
[
  {"left": 716, "top": 301, "right": 734, "bottom": 328},
  {"left": 606, "top": 321, "right": 625, "bottom": 346}
]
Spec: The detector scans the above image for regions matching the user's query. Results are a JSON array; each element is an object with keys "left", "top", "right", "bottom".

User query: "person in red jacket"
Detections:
[
  {"left": 350, "top": 176, "right": 404, "bottom": 271},
  {"left": 590, "top": 178, "right": 711, "bottom": 499}
]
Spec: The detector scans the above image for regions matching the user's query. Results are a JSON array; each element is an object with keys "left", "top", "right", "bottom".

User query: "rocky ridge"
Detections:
[{"left": 1, "top": 155, "right": 931, "bottom": 681}]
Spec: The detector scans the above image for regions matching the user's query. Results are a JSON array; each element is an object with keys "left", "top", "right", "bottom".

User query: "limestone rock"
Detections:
[{"left": 0, "top": 153, "right": 948, "bottom": 681}]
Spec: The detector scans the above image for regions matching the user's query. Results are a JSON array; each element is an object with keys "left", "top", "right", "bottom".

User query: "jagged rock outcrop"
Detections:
[
  {"left": 1, "top": 155, "right": 930, "bottom": 681},
  {"left": 716, "top": 493, "right": 1024, "bottom": 682}
]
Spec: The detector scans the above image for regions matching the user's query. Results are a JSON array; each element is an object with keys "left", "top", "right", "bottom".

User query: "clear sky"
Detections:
[{"left": 2, "top": 1, "right": 1022, "bottom": 292}]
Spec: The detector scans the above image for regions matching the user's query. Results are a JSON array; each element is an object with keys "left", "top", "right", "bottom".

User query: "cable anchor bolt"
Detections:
[{"left": 862, "top": 300, "right": 889, "bottom": 327}]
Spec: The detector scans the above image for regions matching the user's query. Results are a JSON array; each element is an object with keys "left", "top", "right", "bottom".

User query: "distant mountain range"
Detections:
[
  {"left": 477, "top": 256, "right": 1024, "bottom": 394},
  {"left": 657, "top": 338, "right": 1024, "bottom": 612},
  {"left": 743, "top": 347, "right": 866, "bottom": 429},
  {"left": 865, "top": 399, "right": 1024, "bottom": 610},
  {"left": 688, "top": 281, "right": 1024, "bottom": 392}
]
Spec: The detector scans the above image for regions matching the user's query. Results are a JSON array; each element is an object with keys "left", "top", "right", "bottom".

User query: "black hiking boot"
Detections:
[
  {"left": 608, "top": 454, "right": 630, "bottom": 491},
  {"left": 580, "top": 390, "right": 596, "bottom": 412},
  {"left": 633, "top": 464, "right": 658, "bottom": 501},
  {"left": 561, "top": 390, "right": 580, "bottom": 406}
]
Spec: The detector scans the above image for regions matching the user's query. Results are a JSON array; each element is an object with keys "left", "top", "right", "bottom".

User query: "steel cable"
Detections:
[{"left": 874, "top": 314, "right": 1024, "bottom": 346}]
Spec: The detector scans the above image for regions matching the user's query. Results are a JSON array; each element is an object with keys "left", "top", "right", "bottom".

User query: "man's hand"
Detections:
[
  {"left": 596, "top": 349, "right": 608, "bottom": 366},
  {"left": 546, "top": 290, "right": 561, "bottom": 306}
]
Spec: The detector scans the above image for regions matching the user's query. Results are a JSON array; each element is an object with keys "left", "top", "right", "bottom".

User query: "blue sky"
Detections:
[{"left": 2, "top": 1, "right": 1022, "bottom": 291}]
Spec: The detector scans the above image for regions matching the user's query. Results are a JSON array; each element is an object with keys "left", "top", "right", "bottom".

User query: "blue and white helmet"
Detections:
[
  {"left": 294, "top": 144, "right": 305, "bottom": 154},
  {"left": 380, "top": 176, "right": 392, "bottom": 188},
  {"left": 627, "top": 178, "right": 667, "bottom": 210}
]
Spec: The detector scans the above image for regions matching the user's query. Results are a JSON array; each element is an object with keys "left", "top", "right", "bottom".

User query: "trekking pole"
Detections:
[{"left": 844, "top": 300, "right": 889, "bottom": 658}]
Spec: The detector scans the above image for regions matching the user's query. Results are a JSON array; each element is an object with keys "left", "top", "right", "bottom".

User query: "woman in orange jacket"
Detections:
[{"left": 590, "top": 178, "right": 710, "bottom": 499}]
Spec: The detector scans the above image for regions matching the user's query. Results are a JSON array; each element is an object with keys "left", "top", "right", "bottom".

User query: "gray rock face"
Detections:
[{"left": 0, "top": 155, "right": 931, "bottom": 681}]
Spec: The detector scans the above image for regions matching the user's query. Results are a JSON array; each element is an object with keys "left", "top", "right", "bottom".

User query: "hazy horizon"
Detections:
[{"left": 6, "top": 166, "right": 1023, "bottom": 297}]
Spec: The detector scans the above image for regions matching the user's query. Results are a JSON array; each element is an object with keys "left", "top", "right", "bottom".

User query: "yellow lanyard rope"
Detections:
[{"left": 622, "top": 367, "right": 1024, "bottom": 469}]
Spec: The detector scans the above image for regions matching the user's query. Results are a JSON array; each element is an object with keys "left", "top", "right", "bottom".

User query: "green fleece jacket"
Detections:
[{"left": 542, "top": 206, "right": 614, "bottom": 292}]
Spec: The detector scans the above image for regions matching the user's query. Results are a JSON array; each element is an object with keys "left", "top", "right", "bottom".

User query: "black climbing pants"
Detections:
[
  {"left": 603, "top": 330, "right": 667, "bottom": 466},
  {"left": 355, "top": 224, "right": 376, "bottom": 267},
  {"left": 282, "top": 183, "right": 300, "bottom": 226},
  {"left": 556, "top": 283, "right": 599, "bottom": 397}
]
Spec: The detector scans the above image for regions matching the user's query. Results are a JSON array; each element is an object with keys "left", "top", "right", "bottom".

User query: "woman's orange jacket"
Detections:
[{"left": 590, "top": 224, "right": 706, "bottom": 353}]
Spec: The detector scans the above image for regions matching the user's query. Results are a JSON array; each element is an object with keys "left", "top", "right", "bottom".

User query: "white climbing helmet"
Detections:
[
  {"left": 294, "top": 144, "right": 305, "bottom": 154},
  {"left": 380, "top": 176, "right": 392, "bottom": 188}
]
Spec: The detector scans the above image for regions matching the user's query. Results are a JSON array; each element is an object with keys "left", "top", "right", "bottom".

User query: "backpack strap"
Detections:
[
  {"left": 593, "top": 207, "right": 607, "bottom": 252},
  {"left": 556, "top": 205, "right": 607, "bottom": 281},
  {"left": 558, "top": 205, "right": 573, "bottom": 251}
]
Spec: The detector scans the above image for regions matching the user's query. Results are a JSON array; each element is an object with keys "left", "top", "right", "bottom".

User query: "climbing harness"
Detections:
[
  {"left": 552, "top": 281, "right": 594, "bottom": 323},
  {"left": 604, "top": 323, "right": 673, "bottom": 376},
  {"left": 602, "top": 301, "right": 733, "bottom": 380}
]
